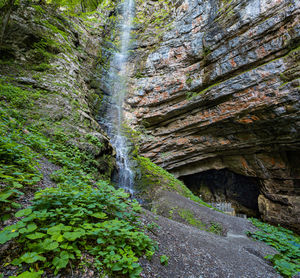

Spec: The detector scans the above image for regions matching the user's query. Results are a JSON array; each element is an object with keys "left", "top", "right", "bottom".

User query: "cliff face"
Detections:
[
  {"left": 127, "top": 0, "right": 300, "bottom": 231},
  {"left": 0, "top": 3, "right": 114, "bottom": 178}
]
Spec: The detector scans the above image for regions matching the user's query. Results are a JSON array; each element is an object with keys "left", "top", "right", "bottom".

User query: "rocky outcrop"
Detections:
[
  {"left": 127, "top": 0, "right": 300, "bottom": 231},
  {"left": 0, "top": 3, "right": 115, "bottom": 177}
]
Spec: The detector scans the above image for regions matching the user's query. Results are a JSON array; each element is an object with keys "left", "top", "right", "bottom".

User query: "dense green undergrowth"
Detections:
[
  {"left": 0, "top": 95, "right": 43, "bottom": 221},
  {"left": 247, "top": 218, "right": 300, "bottom": 277},
  {"left": 0, "top": 81, "right": 155, "bottom": 277},
  {"left": 0, "top": 177, "right": 155, "bottom": 277}
]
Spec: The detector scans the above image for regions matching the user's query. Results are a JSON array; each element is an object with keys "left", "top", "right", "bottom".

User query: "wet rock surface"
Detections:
[{"left": 128, "top": 0, "right": 300, "bottom": 231}]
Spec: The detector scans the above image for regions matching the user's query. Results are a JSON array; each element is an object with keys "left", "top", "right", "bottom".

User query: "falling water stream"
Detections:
[{"left": 101, "top": 0, "right": 136, "bottom": 194}]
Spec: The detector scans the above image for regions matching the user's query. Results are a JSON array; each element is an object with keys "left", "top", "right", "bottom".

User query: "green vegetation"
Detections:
[
  {"left": 177, "top": 208, "right": 223, "bottom": 235},
  {"left": 0, "top": 79, "right": 155, "bottom": 276},
  {"left": 178, "top": 208, "right": 206, "bottom": 229},
  {"left": 247, "top": 218, "right": 300, "bottom": 277},
  {"left": 133, "top": 0, "right": 174, "bottom": 43},
  {"left": 136, "top": 155, "right": 216, "bottom": 209},
  {"left": 0, "top": 86, "right": 44, "bottom": 221},
  {"left": 0, "top": 81, "right": 44, "bottom": 108},
  {"left": 160, "top": 254, "right": 169, "bottom": 266},
  {"left": 0, "top": 178, "right": 155, "bottom": 277},
  {"left": 168, "top": 206, "right": 177, "bottom": 219}
]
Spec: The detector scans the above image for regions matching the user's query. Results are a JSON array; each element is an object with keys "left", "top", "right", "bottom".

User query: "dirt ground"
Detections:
[{"left": 139, "top": 190, "right": 281, "bottom": 278}]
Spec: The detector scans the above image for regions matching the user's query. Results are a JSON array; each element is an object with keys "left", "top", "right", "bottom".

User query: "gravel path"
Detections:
[{"left": 139, "top": 191, "right": 281, "bottom": 278}]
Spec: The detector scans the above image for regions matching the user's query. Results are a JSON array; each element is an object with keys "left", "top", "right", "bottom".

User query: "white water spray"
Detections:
[{"left": 102, "top": 0, "right": 136, "bottom": 194}]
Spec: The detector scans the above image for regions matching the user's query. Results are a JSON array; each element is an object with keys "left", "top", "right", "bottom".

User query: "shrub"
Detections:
[
  {"left": 0, "top": 176, "right": 155, "bottom": 277},
  {"left": 247, "top": 218, "right": 300, "bottom": 277}
]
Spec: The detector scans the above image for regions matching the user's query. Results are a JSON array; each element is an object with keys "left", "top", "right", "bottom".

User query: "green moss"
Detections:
[
  {"left": 30, "top": 62, "right": 54, "bottom": 72},
  {"left": 27, "top": 38, "right": 59, "bottom": 65},
  {"left": 176, "top": 208, "right": 223, "bottom": 235},
  {"left": 168, "top": 206, "right": 177, "bottom": 219},
  {"left": 135, "top": 70, "right": 146, "bottom": 79},
  {"left": 135, "top": 155, "right": 216, "bottom": 209},
  {"left": 203, "top": 46, "right": 212, "bottom": 57},
  {"left": 32, "top": 4, "right": 45, "bottom": 14},
  {"left": 186, "top": 77, "right": 193, "bottom": 86},
  {"left": 40, "top": 19, "right": 69, "bottom": 43},
  {"left": 178, "top": 208, "right": 206, "bottom": 229},
  {"left": 0, "top": 80, "right": 45, "bottom": 108}
]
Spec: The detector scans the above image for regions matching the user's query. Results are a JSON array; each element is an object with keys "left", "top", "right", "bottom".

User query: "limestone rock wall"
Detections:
[
  {"left": 127, "top": 0, "right": 300, "bottom": 231},
  {"left": 0, "top": 4, "right": 115, "bottom": 178}
]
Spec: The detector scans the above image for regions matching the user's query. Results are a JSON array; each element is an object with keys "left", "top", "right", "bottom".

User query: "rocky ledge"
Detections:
[{"left": 127, "top": 0, "right": 300, "bottom": 232}]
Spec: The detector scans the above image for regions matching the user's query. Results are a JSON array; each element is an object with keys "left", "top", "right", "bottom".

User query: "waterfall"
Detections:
[{"left": 101, "top": 0, "right": 136, "bottom": 194}]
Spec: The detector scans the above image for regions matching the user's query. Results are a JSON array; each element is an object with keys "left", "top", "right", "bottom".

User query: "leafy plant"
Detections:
[
  {"left": 146, "top": 221, "right": 160, "bottom": 231},
  {"left": 0, "top": 168, "right": 155, "bottom": 277},
  {"left": 9, "top": 269, "right": 44, "bottom": 278},
  {"left": 0, "top": 81, "right": 156, "bottom": 277},
  {"left": 160, "top": 254, "right": 169, "bottom": 266},
  {"left": 0, "top": 105, "right": 42, "bottom": 221},
  {"left": 208, "top": 221, "right": 223, "bottom": 236},
  {"left": 247, "top": 218, "right": 300, "bottom": 277}
]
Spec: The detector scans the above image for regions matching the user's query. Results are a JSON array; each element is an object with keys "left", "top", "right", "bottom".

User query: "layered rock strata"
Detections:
[{"left": 127, "top": 0, "right": 300, "bottom": 231}]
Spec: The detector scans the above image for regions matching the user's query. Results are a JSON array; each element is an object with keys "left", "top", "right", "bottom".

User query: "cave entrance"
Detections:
[{"left": 179, "top": 169, "right": 260, "bottom": 218}]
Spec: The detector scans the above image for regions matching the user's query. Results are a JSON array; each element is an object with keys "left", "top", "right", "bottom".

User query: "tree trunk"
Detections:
[{"left": 0, "top": 0, "right": 15, "bottom": 46}]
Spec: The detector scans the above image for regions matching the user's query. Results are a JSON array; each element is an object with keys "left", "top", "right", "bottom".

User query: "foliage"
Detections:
[
  {"left": 0, "top": 0, "right": 17, "bottom": 9},
  {"left": 0, "top": 175, "right": 154, "bottom": 277},
  {"left": 0, "top": 81, "right": 43, "bottom": 108},
  {"left": 85, "top": 133, "right": 104, "bottom": 149},
  {"left": 0, "top": 0, "right": 105, "bottom": 13},
  {"left": 9, "top": 269, "right": 44, "bottom": 278},
  {"left": 0, "top": 80, "right": 156, "bottom": 276},
  {"left": 49, "top": 0, "right": 106, "bottom": 13},
  {"left": 0, "top": 81, "right": 100, "bottom": 174},
  {"left": 160, "top": 255, "right": 169, "bottom": 266},
  {"left": 208, "top": 221, "right": 223, "bottom": 235},
  {"left": 0, "top": 105, "right": 42, "bottom": 221},
  {"left": 23, "top": 127, "right": 99, "bottom": 174},
  {"left": 247, "top": 218, "right": 300, "bottom": 277}
]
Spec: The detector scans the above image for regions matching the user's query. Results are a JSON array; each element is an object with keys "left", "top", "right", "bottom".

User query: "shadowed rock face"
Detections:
[
  {"left": 180, "top": 169, "right": 261, "bottom": 217},
  {"left": 127, "top": 0, "right": 300, "bottom": 231}
]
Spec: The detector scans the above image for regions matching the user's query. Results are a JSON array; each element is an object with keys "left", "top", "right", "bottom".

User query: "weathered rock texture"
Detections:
[
  {"left": 0, "top": 4, "right": 115, "bottom": 177},
  {"left": 180, "top": 169, "right": 261, "bottom": 217},
  {"left": 127, "top": 0, "right": 300, "bottom": 231}
]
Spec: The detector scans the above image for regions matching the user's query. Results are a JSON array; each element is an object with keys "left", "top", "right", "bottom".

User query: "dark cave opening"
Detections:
[{"left": 179, "top": 169, "right": 261, "bottom": 217}]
